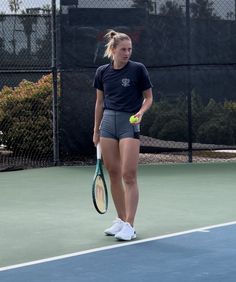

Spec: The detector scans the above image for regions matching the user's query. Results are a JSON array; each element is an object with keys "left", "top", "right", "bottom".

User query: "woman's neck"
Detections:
[{"left": 112, "top": 61, "right": 128, "bottom": 70}]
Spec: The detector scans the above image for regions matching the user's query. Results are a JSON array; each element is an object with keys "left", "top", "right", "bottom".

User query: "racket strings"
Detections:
[{"left": 94, "top": 176, "right": 107, "bottom": 213}]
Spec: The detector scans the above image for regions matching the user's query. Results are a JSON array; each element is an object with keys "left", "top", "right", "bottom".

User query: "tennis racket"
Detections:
[{"left": 92, "top": 143, "right": 108, "bottom": 214}]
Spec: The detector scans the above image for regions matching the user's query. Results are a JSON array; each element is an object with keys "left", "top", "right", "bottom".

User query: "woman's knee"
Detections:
[
  {"left": 122, "top": 170, "right": 137, "bottom": 186},
  {"left": 106, "top": 165, "right": 122, "bottom": 182}
]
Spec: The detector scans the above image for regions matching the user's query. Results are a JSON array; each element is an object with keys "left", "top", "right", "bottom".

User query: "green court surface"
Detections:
[{"left": 0, "top": 162, "right": 236, "bottom": 268}]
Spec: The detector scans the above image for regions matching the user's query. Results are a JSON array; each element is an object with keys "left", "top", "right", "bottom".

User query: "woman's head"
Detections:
[{"left": 104, "top": 30, "right": 132, "bottom": 64}]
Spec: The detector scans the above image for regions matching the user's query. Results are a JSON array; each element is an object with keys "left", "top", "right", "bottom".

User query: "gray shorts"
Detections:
[{"left": 100, "top": 110, "right": 140, "bottom": 140}]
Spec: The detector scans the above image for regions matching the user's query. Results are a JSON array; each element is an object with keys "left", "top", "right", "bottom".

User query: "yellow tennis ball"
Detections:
[{"left": 129, "top": 115, "right": 139, "bottom": 124}]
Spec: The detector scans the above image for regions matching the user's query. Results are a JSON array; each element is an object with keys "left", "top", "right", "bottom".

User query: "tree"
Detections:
[
  {"left": 35, "top": 14, "right": 51, "bottom": 66},
  {"left": 0, "top": 14, "right": 6, "bottom": 54},
  {"left": 8, "top": 0, "right": 22, "bottom": 13},
  {"left": 132, "top": 0, "right": 154, "bottom": 13},
  {"left": 159, "top": 0, "right": 184, "bottom": 17},
  {"left": 190, "top": 0, "right": 219, "bottom": 19},
  {"left": 41, "top": 4, "right": 51, "bottom": 14},
  {"left": 20, "top": 11, "right": 38, "bottom": 56},
  {"left": 190, "top": 0, "right": 222, "bottom": 67},
  {"left": 8, "top": 0, "right": 22, "bottom": 56},
  {"left": 19, "top": 4, "right": 51, "bottom": 58},
  {"left": 155, "top": 1, "right": 185, "bottom": 65}
]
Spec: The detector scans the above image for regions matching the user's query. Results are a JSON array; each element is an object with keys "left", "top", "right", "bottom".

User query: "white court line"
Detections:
[
  {"left": 197, "top": 229, "right": 210, "bottom": 232},
  {"left": 0, "top": 220, "right": 236, "bottom": 272}
]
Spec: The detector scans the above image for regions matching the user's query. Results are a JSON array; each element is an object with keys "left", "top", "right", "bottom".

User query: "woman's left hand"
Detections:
[{"left": 133, "top": 112, "right": 143, "bottom": 124}]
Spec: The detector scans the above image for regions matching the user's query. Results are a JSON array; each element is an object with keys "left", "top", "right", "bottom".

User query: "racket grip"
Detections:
[
  {"left": 134, "top": 124, "right": 140, "bottom": 132},
  {"left": 96, "top": 142, "right": 102, "bottom": 159}
]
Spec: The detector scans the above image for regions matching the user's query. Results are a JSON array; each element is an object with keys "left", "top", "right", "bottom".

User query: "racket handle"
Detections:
[
  {"left": 134, "top": 124, "right": 140, "bottom": 132},
  {"left": 96, "top": 142, "right": 102, "bottom": 159}
]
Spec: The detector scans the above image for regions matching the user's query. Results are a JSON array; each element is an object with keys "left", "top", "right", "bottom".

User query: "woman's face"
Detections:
[{"left": 112, "top": 39, "right": 132, "bottom": 65}]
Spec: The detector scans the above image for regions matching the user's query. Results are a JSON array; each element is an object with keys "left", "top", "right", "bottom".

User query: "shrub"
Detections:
[
  {"left": 142, "top": 94, "right": 235, "bottom": 146},
  {"left": 196, "top": 116, "right": 234, "bottom": 145},
  {"left": 0, "top": 74, "right": 56, "bottom": 159}
]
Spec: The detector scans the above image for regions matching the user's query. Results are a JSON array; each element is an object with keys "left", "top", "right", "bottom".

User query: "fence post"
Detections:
[
  {"left": 186, "top": 0, "right": 193, "bottom": 163},
  {"left": 51, "top": 0, "right": 59, "bottom": 165}
]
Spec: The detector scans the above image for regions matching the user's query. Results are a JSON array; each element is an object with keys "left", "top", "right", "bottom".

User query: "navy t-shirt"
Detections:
[{"left": 93, "top": 60, "right": 153, "bottom": 113}]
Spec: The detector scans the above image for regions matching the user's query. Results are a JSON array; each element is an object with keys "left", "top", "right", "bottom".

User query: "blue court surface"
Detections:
[{"left": 0, "top": 222, "right": 235, "bottom": 282}]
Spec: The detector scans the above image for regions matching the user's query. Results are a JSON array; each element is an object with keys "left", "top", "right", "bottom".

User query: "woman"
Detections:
[{"left": 93, "top": 30, "right": 153, "bottom": 241}]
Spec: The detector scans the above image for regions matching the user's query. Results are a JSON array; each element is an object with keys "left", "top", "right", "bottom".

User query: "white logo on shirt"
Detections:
[{"left": 121, "top": 78, "right": 130, "bottom": 87}]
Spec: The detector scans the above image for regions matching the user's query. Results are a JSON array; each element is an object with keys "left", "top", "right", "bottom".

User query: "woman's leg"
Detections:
[
  {"left": 119, "top": 138, "right": 140, "bottom": 226},
  {"left": 100, "top": 137, "right": 126, "bottom": 221}
]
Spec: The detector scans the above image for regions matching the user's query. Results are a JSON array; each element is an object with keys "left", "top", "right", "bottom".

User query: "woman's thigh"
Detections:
[
  {"left": 100, "top": 137, "right": 121, "bottom": 174},
  {"left": 119, "top": 138, "right": 140, "bottom": 175}
]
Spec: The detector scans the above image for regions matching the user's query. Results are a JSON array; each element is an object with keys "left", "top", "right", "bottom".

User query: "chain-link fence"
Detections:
[
  {"left": 0, "top": 0, "right": 58, "bottom": 171},
  {"left": 59, "top": 0, "right": 236, "bottom": 164},
  {"left": 0, "top": 0, "right": 54, "bottom": 68},
  {"left": 1, "top": 1, "right": 236, "bottom": 170}
]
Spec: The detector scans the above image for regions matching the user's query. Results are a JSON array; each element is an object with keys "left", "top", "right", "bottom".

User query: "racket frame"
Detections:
[{"left": 92, "top": 143, "right": 108, "bottom": 214}]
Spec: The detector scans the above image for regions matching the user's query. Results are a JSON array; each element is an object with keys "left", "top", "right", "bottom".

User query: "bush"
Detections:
[
  {"left": 142, "top": 94, "right": 236, "bottom": 146},
  {"left": 158, "top": 119, "right": 188, "bottom": 141},
  {"left": 0, "top": 74, "right": 55, "bottom": 158},
  {"left": 144, "top": 96, "right": 188, "bottom": 142},
  {"left": 196, "top": 115, "right": 234, "bottom": 145}
]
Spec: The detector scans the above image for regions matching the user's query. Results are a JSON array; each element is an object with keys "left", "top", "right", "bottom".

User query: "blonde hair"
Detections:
[{"left": 104, "top": 30, "right": 131, "bottom": 60}]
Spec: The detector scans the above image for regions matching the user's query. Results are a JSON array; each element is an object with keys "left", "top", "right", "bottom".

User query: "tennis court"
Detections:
[
  {"left": 1, "top": 162, "right": 236, "bottom": 281},
  {"left": 1, "top": 0, "right": 236, "bottom": 280}
]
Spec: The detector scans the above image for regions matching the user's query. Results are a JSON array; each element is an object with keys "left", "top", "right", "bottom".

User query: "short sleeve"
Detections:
[
  {"left": 93, "top": 67, "right": 104, "bottom": 91},
  {"left": 139, "top": 64, "right": 153, "bottom": 91}
]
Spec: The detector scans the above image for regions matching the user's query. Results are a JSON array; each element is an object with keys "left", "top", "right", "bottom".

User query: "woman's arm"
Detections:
[
  {"left": 93, "top": 89, "right": 104, "bottom": 145},
  {"left": 135, "top": 88, "right": 153, "bottom": 121}
]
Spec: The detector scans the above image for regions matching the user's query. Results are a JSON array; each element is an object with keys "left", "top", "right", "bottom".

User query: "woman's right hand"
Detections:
[{"left": 93, "top": 131, "right": 100, "bottom": 146}]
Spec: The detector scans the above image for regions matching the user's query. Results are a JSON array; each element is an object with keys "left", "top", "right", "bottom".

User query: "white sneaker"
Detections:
[
  {"left": 115, "top": 222, "right": 136, "bottom": 241},
  {"left": 104, "top": 218, "right": 125, "bottom": 236}
]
